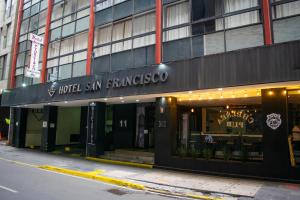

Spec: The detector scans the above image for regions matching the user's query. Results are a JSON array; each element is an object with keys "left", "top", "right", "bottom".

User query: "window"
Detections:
[
  {"left": 48, "top": 41, "right": 60, "bottom": 58},
  {"left": 177, "top": 104, "right": 263, "bottom": 162},
  {"left": 94, "top": 25, "right": 112, "bottom": 46},
  {"left": 58, "top": 64, "right": 72, "bottom": 80},
  {"left": 0, "top": 55, "right": 7, "bottom": 80},
  {"left": 272, "top": 0, "right": 300, "bottom": 43},
  {"left": 5, "top": 0, "right": 12, "bottom": 18},
  {"left": 72, "top": 60, "right": 86, "bottom": 77},
  {"left": 112, "top": 19, "right": 132, "bottom": 53},
  {"left": 50, "top": 27, "right": 62, "bottom": 41},
  {"left": 74, "top": 32, "right": 88, "bottom": 51},
  {"left": 64, "top": 0, "right": 78, "bottom": 16},
  {"left": 52, "top": 2, "right": 64, "bottom": 21},
  {"left": 29, "top": 15, "right": 39, "bottom": 32},
  {"left": 164, "top": 1, "right": 190, "bottom": 41},
  {"left": 272, "top": 0, "right": 300, "bottom": 19},
  {"left": 47, "top": 67, "right": 58, "bottom": 82},
  {"left": 76, "top": 17, "right": 89, "bottom": 32},
  {"left": 77, "top": 0, "right": 90, "bottom": 9},
  {"left": 62, "top": 22, "right": 75, "bottom": 37},
  {"left": 60, "top": 37, "right": 74, "bottom": 55}
]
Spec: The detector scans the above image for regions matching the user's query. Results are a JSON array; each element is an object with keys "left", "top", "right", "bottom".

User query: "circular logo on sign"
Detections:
[{"left": 266, "top": 113, "right": 282, "bottom": 130}]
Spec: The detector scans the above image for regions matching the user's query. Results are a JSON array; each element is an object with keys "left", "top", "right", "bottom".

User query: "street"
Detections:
[
  {"left": 0, "top": 144, "right": 300, "bottom": 200},
  {"left": 0, "top": 158, "right": 178, "bottom": 200}
]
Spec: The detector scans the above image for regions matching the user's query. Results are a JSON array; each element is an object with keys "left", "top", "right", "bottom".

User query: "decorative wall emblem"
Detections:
[
  {"left": 48, "top": 87, "right": 56, "bottom": 97},
  {"left": 48, "top": 82, "right": 57, "bottom": 97},
  {"left": 266, "top": 113, "right": 282, "bottom": 130}
]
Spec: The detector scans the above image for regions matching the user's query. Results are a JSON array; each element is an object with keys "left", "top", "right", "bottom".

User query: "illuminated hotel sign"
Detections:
[
  {"left": 106, "top": 71, "right": 168, "bottom": 88},
  {"left": 47, "top": 71, "right": 169, "bottom": 97},
  {"left": 217, "top": 110, "right": 254, "bottom": 128}
]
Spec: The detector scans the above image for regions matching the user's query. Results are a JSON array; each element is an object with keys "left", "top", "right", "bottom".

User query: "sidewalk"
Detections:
[{"left": 0, "top": 144, "right": 299, "bottom": 200}]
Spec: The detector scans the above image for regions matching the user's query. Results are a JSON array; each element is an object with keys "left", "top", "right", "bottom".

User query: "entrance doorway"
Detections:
[{"left": 102, "top": 103, "right": 155, "bottom": 164}]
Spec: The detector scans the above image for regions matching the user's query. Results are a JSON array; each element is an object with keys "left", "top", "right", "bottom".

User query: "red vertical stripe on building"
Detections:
[
  {"left": 41, "top": 0, "right": 53, "bottom": 83},
  {"left": 262, "top": 0, "right": 273, "bottom": 45},
  {"left": 10, "top": 0, "right": 24, "bottom": 88},
  {"left": 86, "top": 0, "right": 95, "bottom": 75},
  {"left": 155, "top": 0, "right": 162, "bottom": 64}
]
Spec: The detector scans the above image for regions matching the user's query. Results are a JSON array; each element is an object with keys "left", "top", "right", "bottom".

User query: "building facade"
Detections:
[
  {"left": 0, "top": 0, "right": 18, "bottom": 139},
  {"left": 2, "top": 0, "right": 300, "bottom": 181}
]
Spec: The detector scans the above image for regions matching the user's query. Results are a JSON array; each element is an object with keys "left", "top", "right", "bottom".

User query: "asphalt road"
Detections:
[{"left": 0, "top": 159, "right": 179, "bottom": 200}]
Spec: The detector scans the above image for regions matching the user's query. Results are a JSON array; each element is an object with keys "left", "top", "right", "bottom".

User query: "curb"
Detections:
[
  {"left": 38, "top": 165, "right": 145, "bottom": 190},
  {"left": 86, "top": 157, "right": 153, "bottom": 169},
  {"left": 38, "top": 165, "right": 222, "bottom": 200},
  {"left": 0, "top": 156, "right": 223, "bottom": 200}
]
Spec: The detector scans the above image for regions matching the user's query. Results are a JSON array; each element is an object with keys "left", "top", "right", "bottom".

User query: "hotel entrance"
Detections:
[{"left": 100, "top": 103, "right": 155, "bottom": 164}]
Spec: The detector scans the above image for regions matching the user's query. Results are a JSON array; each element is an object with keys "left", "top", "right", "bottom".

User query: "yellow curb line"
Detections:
[
  {"left": 0, "top": 157, "right": 223, "bottom": 200},
  {"left": 38, "top": 165, "right": 145, "bottom": 190},
  {"left": 86, "top": 157, "right": 153, "bottom": 169}
]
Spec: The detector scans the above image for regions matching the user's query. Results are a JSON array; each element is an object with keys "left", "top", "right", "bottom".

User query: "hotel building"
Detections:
[{"left": 2, "top": 0, "right": 300, "bottom": 181}]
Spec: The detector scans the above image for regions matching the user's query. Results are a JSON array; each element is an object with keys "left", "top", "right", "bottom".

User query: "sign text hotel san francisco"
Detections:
[{"left": 47, "top": 71, "right": 168, "bottom": 97}]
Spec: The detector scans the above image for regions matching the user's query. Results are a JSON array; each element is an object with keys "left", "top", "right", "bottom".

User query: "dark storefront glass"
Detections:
[
  {"left": 177, "top": 104, "right": 263, "bottom": 162},
  {"left": 288, "top": 90, "right": 300, "bottom": 166}
]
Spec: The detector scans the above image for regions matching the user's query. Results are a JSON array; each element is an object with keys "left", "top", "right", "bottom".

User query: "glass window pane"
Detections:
[
  {"left": 273, "top": 0, "right": 300, "bottom": 19},
  {"left": 112, "top": 19, "right": 132, "bottom": 41},
  {"left": 58, "top": 64, "right": 72, "bottom": 80},
  {"left": 78, "top": 0, "right": 90, "bottom": 9},
  {"left": 20, "top": 19, "right": 29, "bottom": 34},
  {"left": 164, "top": 1, "right": 189, "bottom": 28},
  {"left": 273, "top": 16, "right": 300, "bottom": 43},
  {"left": 31, "top": 2, "right": 40, "bottom": 16},
  {"left": 72, "top": 60, "right": 86, "bottom": 77},
  {"left": 48, "top": 41, "right": 60, "bottom": 58},
  {"left": 60, "top": 37, "right": 74, "bottom": 55},
  {"left": 76, "top": 16, "right": 89, "bottom": 32},
  {"left": 133, "top": 12, "right": 155, "bottom": 36},
  {"left": 224, "top": 0, "right": 258, "bottom": 13},
  {"left": 225, "top": 10, "right": 260, "bottom": 29},
  {"left": 39, "top": 10, "right": 47, "bottom": 27},
  {"left": 63, "top": 0, "right": 78, "bottom": 16},
  {"left": 47, "top": 67, "right": 58, "bottom": 82},
  {"left": 74, "top": 32, "right": 88, "bottom": 51},
  {"left": 192, "top": 0, "right": 222, "bottom": 21},
  {"left": 52, "top": 2, "right": 64, "bottom": 21},
  {"left": 50, "top": 27, "right": 62, "bottom": 41},
  {"left": 62, "top": 22, "right": 75, "bottom": 37},
  {"left": 29, "top": 15, "right": 39, "bottom": 32},
  {"left": 94, "top": 25, "right": 112, "bottom": 45}
]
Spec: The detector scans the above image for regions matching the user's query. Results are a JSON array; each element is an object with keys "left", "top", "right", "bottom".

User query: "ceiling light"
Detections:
[
  {"left": 136, "top": 100, "right": 140, "bottom": 102},
  {"left": 268, "top": 91, "right": 274, "bottom": 96},
  {"left": 179, "top": 98, "right": 182, "bottom": 102},
  {"left": 226, "top": 105, "right": 230, "bottom": 109},
  {"left": 188, "top": 91, "right": 193, "bottom": 94},
  {"left": 191, "top": 108, "right": 194, "bottom": 113},
  {"left": 121, "top": 100, "right": 125, "bottom": 103},
  {"left": 64, "top": 101, "right": 68, "bottom": 104},
  {"left": 47, "top": 103, "right": 51, "bottom": 105},
  {"left": 22, "top": 83, "right": 27, "bottom": 87},
  {"left": 104, "top": 98, "right": 108, "bottom": 101},
  {"left": 218, "top": 88, "right": 223, "bottom": 91},
  {"left": 120, "top": 97, "right": 124, "bottom": 100}
]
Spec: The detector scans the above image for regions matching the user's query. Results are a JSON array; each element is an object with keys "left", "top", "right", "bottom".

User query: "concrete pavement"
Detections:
[{"left": 0, "top": 144, "right": 300, "bottom": 200}]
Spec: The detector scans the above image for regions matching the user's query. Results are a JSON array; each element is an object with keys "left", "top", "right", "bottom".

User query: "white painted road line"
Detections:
[{"left": 0, "top": 185, "right": 18, "bottom": 193}]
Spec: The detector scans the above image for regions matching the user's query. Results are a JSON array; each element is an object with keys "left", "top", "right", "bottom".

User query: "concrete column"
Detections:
[
  {"left": 7, "top": 107, "right": 14, "bottom": 145},
  {"left": 14, "top": 108, "right": 28, "bottom": 148},
  {"left": 41, "top": 106, "right": 57, "bottom": 152},
  {"left": 261, "top": 88, "right": 290, "bottom": 175},
  {"left": 86, "top": 102, "right": 106, "bottom": 157},
  {"left": 154, "top": 97, "right": 177, "bottom": 165}
]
